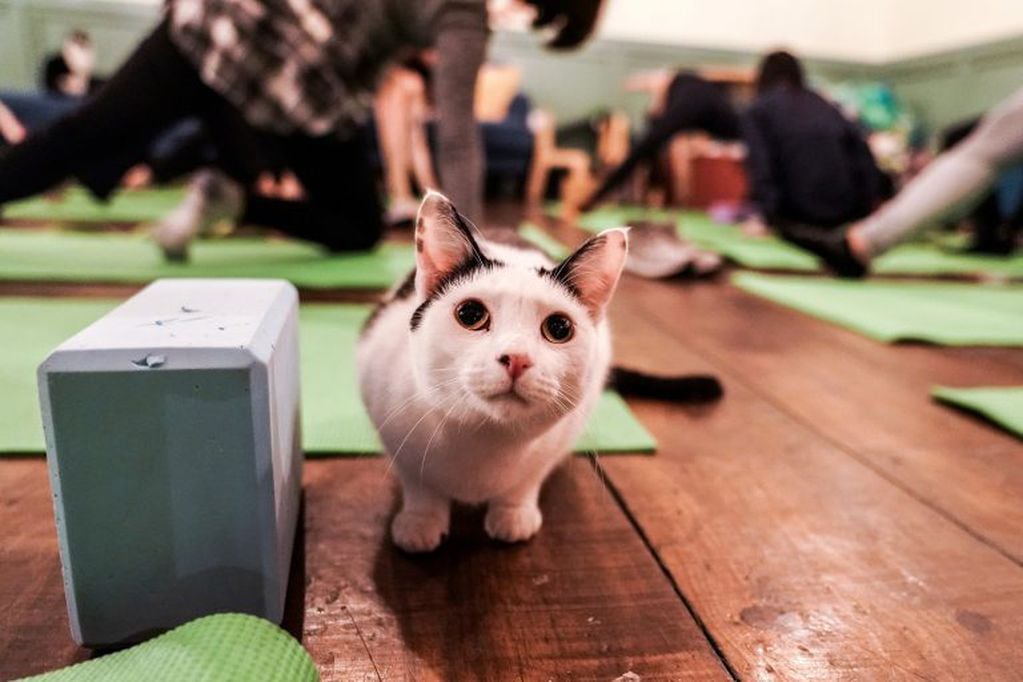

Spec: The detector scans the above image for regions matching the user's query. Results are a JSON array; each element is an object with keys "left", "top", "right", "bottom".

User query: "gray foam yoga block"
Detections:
[{"left": 37, "top": 279, "right": 303, "bottom": 647}]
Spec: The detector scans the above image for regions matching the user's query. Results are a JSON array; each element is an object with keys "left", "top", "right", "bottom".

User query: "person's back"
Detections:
[{"left": 742, "top": 51, "right": 880, "bottom": 228}]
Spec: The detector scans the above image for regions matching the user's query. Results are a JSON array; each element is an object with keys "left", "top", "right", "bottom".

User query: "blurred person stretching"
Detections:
[
  {"left": 741, "top": 51, "right": 884, "bottom": 235},
  {"left": 0, "top": 0, "right": 603, "bottom": 259},
  {"left": 787, "top": 86, "right": 1023, "bottom": 277}
]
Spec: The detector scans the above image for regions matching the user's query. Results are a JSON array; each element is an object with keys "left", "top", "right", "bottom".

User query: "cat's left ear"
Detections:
[
  {"left": 414, "top": 191, "right": 489, "bottom": 298},
  {"left": 550, "top": 228, "right": 629, "bottom": 319}
]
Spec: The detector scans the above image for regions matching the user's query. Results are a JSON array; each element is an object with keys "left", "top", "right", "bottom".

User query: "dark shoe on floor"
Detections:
[
  {"left": 777, "top": 223, "right": 868, "bottom": 279},
  {"left": 967, "top": 222, "right": 1018, "bottom": 256}
]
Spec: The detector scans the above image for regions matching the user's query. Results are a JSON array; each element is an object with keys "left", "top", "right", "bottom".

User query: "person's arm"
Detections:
[
  {"left": 432, "top": 2, "right": 487, "bottom": 222},
  {"left": 0, "top": 100, "right": 26, "bottom": 144},
  {"left": 855, "top": 86, "right": 1023, "bottom": 254},
  {"left": 739, "top": 106, "right": 781, "bottom": 225}
]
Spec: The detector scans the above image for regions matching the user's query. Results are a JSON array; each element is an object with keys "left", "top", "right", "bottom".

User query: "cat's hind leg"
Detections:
[{"left": 391, "top": 473, "right": 451, "bottom": 553}]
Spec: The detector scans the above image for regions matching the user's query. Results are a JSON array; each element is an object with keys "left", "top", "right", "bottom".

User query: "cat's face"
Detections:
[{"left": 409, "top": 193, "right": 627, "bottom": 427}]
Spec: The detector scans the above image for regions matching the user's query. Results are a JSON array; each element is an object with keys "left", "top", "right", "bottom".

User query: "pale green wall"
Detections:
[
  {"left": 0, "top": 0, "right": 159, "bottom": 89},
  {"left": 0, "top": 0, "right": 1018, "bottom": 136},
  {"left": 489, "top": 31, "right": 872, "bottom": 128},
  {"left": 877, "top": 35, "right": 1023, "bottom": 133}
]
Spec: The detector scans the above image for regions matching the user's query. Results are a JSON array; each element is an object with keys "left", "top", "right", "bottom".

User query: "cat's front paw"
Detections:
[
  {"left": 391, "top": 510, "right": 449, "bottom": 553},
  {"left": 485, "top": 503, "right": 543, "bottom": 543}
]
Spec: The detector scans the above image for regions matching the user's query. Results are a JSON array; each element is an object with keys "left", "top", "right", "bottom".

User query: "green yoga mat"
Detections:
[
  {"left": 4, "top": 186, "right": 187, "bottom": 224},
  {"left": 0, "top": 298, "right": 655, "bottom": 455},
  {"left": 932, "top": 386, "right": 1023, "bottom": 440},
  {"left": 0, "top": 229, "right": 413, "bottom": 289},
  {"left": 574, "top": 207, "right": 1023, "bottom": 278},
  {"left": 733, "top": 273, "right": 1023, "bottom": 346},
  {"left": 18, "top": 613, "right": 317, "bottom": 681},
  {"left": 518, "top": 222, "right": 571, "bottom": 259}
]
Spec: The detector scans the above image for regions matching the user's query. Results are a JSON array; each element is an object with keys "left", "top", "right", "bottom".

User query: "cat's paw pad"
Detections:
[
  {"left": 485, "top": 504, "right": 543, "bottom": 543},
  {"left": 391, "top": 510, "right": 449, "bottom": 553}
]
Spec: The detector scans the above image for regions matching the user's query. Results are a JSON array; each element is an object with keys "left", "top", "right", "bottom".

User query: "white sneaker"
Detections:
[
  {"left": 383, "top": 198, "right": 420, "bottom": 227},
  {"left": 152, "top": 170, "right": 242, "bottom": 261}
]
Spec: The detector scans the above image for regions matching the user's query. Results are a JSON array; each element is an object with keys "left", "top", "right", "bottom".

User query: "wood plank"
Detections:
[
  {"left": 626, "top": 277, "right": 1023, "bottom": 562},
  {"left": 0, "top": 460, "right": 91, "bottom": 677},
  {"left": 0, "top": 457, "right": 729, "bottom": 680},
  {"left": 596, "top": 284, "right": 1023, "bottom": 679},
  {"left": 299, "top": 458, "right": 728, "bottom": 681}
]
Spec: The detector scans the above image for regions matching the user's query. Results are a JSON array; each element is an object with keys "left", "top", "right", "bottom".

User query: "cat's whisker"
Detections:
[
  {"left": 375, "top": 377, "right": 462, "bottom": 433},
  {"left": 419, "top": 392, "right": 465, "bottom": 479},
  {"left": 388, "top": 387, "right": 462, "bottom": 472}
]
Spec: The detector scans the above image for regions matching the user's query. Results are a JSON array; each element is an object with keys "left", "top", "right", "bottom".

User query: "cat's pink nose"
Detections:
[{"left": 498, "top": 353, "right": 532, "bottom": 380}]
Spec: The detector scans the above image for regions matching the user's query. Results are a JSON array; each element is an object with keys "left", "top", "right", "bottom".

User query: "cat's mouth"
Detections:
[{"left": 485, "top": 389, "right": 530, "bottom": 405}]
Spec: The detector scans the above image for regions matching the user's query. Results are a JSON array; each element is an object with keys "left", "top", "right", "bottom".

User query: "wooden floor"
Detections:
[{"left": 1, "top": 213, "right": 1023, "bottom": 680}]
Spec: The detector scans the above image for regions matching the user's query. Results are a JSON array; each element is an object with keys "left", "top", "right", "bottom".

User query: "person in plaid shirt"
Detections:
[{"left": 0, "top": 0, "right": 603, "bottom": 258}]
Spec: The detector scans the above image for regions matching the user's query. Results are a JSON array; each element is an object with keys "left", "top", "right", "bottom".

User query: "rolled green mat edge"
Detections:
[
  {"left": 931, "top": 386, "right": 1023, "bottom": 440},
  {"left": 16, "top": 613, "right": 318, "bottom": 682},
  {"left": 517, "top": 222, "right": 572, "bottom": 260}
]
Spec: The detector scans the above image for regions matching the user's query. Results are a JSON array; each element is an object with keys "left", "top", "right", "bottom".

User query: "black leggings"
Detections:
[
  {"left": 587, "top": 72, "right": 741, "bottom": 207},
  {"left": 0, "top": 22, "right": 381, "bottom": 252}
]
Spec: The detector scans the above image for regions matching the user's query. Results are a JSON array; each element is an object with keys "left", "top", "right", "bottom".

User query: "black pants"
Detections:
[
  {"left": 0, "top": 22, "right": 381, "bottom": 252},
  {"left": 587, "top": 72, "right": 741, "bottom": 207}
]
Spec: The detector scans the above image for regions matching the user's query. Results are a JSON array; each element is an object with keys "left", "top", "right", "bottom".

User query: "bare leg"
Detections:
[
  {"left": 374, "top": 68, "right": 417, "bottom": 207},
  {"left": 407, "top": 75, "right": 439, "bottom": 192},
  {"left": 374, "top": 68, "right": 429, "bottom": 210}
]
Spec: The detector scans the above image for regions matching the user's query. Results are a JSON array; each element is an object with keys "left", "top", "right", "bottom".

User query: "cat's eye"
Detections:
[
  {"left": 454, "top": 299, "right": 490, "bottom": 331},
  {"left": 541, "top": 313, "right": 574, "bottom": 343}
]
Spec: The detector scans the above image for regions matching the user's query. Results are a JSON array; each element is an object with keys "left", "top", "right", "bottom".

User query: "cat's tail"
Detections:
[{"left": 608, "top": 366, "right": 723, "bottom": 403}]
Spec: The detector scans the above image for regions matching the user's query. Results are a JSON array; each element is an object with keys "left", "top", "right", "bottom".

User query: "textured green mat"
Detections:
[
  {"left": 518, "top": 222, "right": 571, "bottom": 259},
  {"left": 0, "top": 229, "right": 412, "bottom": 289},
  {"left": 18, "top": 613, "right": 317, "bottom": 681},
  {"left": 932, "top": 386, "right": 1023, "bottom": 440},
  {"left": 733, "top": 273, "right": 1023, "bottom": 346},
  {"left": 4, "top": 186, "right": 187, "bottom": 224},
  {"left": 0, "top": 298, "right": 654, "bottom": 455},
  {"left": 573, "top": 207, "right": 1023, "bottom": 278}
]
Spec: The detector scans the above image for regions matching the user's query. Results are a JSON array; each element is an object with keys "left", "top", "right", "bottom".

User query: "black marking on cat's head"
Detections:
[
  {"left": 445, "top": 204, "right": 490, "bottom": 266},
  {"left": 393, "top": 269, "right": 418, "bottom": 299},
  {"left": 361, "top": 269, "right": 418, "bottom": 336},
  {"left": 410, "top": 256, "right": 503, "bottom": 331},
  {"left": 539, "top": 234, "right": 609, "bottom": 300}
]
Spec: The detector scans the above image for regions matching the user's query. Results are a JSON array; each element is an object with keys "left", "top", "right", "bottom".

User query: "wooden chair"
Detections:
[{"left": 524, "top": 109, "right": 595, "bottom": 222}]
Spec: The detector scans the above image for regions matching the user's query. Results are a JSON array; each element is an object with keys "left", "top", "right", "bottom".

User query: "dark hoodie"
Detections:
[{"left": 741, "top": 85, "right": 882, "bottom": 227}]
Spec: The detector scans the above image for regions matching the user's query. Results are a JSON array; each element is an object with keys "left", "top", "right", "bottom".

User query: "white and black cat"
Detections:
[{"left": 358, "top": 192, "right": 719, "bottom": 552}]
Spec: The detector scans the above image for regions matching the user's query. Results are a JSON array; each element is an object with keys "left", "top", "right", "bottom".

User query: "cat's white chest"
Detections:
[{"left": 375, "top": 398, "right": 582, "bottom": 504}]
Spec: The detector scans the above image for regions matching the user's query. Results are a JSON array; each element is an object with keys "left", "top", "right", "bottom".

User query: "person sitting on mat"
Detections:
[
  {"left": 0, "top": 0, "right": 605, "bottom": 259},
  {"left": 786, "top": 86, "right": 1023, "bottom": 277},
  {"left": 581, "top": 70, "right": 741, "bottom": 211},
  {"left": 740, "top": 51, "right": 885, "bottom": 238}
]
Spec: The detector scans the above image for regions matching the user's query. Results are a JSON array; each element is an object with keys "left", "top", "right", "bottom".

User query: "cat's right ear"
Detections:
[
  {"left": 550, "top": 227, "right": 629, "bottom": 319},
  {"left": 414, "top": 191, "right": 488, "bottom": 298}
]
